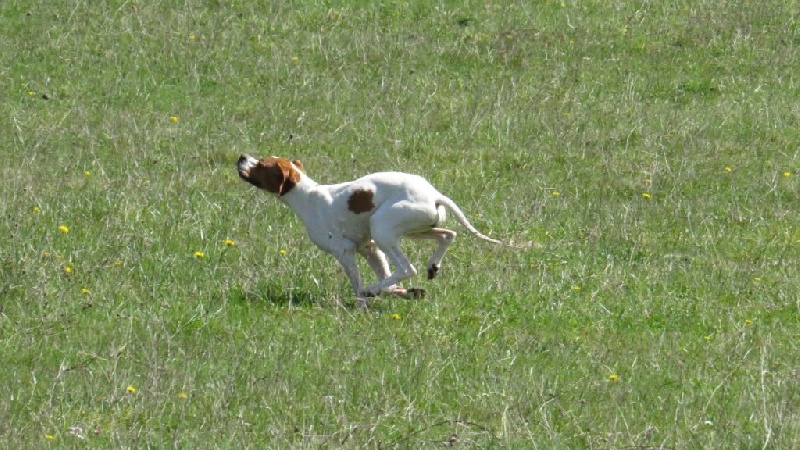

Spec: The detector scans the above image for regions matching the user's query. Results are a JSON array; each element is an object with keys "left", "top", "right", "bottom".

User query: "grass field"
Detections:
[{"left": 2, "top": 0, "right": 800, "bottom": 447}]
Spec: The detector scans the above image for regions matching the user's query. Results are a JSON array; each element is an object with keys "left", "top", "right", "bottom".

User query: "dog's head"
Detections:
[{"left": 237, "top": 155, "right": 306, "bottom": 196}]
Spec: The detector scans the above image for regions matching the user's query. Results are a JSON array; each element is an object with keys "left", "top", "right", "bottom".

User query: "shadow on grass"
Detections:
[{"left": 231, "top": 280, "right": 317, "bottom": 308}]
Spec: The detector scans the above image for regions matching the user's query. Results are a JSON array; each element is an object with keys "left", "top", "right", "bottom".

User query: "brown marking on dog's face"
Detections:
[
  {"left": 347, "top": 188, "right": 375, "bottom": 214},
  {"left": 291, "top": 159, "right": 305, "bottom": 174},
  {"left": 239, "top": 156, "right": 302, "bottom": 196}
]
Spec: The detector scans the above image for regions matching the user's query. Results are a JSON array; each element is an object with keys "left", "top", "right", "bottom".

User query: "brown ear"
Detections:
[
  {"left": 275, "top": 158, "right": 301, "bottom": 196},
  {"left": 251, "top": 160, "right": 285, "bottom": 194},
  {"left": 291, "top": 159, "right": 305, "bottom": 174}
]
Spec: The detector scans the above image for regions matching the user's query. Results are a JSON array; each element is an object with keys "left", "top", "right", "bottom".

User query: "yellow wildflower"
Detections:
[
  {"left": 169, "top": 115, "right": 179, "bottom": 123},
  {"left": 32, "top": 206, "right": 41, "bottom": 214},
  {"left": 222, "top": 239, "right": 235, "bottom": 247},
  {"left": 126, "top": 385, "right": 137, "bottom": 394},
  {"left": 642, "top": 192, "right": 651, "bottom": 200},
  {"left": 194, "top": 250, "right": 205, "bottom": 258},
  {"left": 783, "top": 171, "right": 791, "bottom": 178},
  {"left": 58, "top": 225, "right": 70, "bottom": 233},
  {"left": 279, "top": 249, "right": 288, "bottom": 256},
  {"left": 45, "top": 434, "right": 55, "bottom": 441},
  {"left": 552, "top": 191, "right": 560, "bottom": 197},
  {"left": 608, "top": 373, "right": 619, "bottom": 382},
  {"left": 178, "top": 392, "right": 189, "bottom": 399},
  {"left": 389, "top": 313, "right": 401, "bottom": 320},
  {"left": 725, "top": 166, "right": 733, "bottom": 173},
  {"left": 81, "top": 288, "right": 90, "bottom": 295},
  {"left": 63, "top": 264, "right": 73, "bottom": 274}
]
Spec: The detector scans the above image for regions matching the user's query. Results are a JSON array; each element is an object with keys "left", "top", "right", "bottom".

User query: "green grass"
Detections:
[{"left": 2, "top": 0, "right": 800, "bottom": 447}]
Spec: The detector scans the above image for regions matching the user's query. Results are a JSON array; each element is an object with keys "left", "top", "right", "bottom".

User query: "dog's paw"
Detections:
[
  {"left": 356, "top": 296, "right": 370, "bottom": 309},
  {"left": 405, "top": 287, "right": 426, "bottom": 299},
  {"left": 427, "top": 264, "right": 440, "bottom": 280},
  {"left": 386, "top": 287, "right": 425, "bottom": 299}
]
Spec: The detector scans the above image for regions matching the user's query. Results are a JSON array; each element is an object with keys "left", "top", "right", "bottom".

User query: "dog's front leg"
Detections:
[{"left": 332, "top": 241, "right": 368, "bottom": 308}]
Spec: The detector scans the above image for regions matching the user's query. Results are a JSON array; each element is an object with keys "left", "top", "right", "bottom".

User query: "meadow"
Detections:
[{"left": 2, "top": 0, "right": 800, "bottom": 447}]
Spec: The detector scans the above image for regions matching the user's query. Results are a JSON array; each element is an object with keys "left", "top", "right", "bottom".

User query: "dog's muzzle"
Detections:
[{"left": 237, "top": 155, "right": 256, "bottom": 179}]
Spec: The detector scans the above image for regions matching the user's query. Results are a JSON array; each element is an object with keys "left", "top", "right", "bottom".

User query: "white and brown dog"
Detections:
[{"left": 237, "top": 155, "right": 501, "bottom": 306}]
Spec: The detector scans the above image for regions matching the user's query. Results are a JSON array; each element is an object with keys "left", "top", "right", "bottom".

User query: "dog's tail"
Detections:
[{"left": 436, "top": 196, "right": 503, "bottom": 245}]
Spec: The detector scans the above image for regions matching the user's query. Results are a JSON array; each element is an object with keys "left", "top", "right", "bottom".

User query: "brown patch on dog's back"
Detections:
[{"left": 348, "top": 189, "right": 375, "bottom": 214}]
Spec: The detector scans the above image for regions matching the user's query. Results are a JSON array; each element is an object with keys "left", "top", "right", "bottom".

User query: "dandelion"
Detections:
[
  {"left": 725, "top": 166, "right": 733, "bottom": 173},
  {"left": 642, "top": 192, "right": 651, "bottom": 200},
  {"left": 81, "top": 288, "right": 90, "bottom": 295},
  {"left": 608, "top": 373, "right": 619, "bottom": 382},
  {"left": 169, "top": 115, "right": 179, "bottom": 123},
  {"left": 45, "top": 434, "right": 55, "bottom": 441},
  {"left": 753, "top": 277, "right": 761, "bottom": 283},
  {"left": 552, "top": 191, "right": 560, "bottom": 197},
  {"left": 783, "top": 171, "right": 792, "bottom": 178},
  {"left": 126, "top": 385, "right": 137, "bottom": 394},
  {"left": 291, "top": 55, "right": 299, "bottom": 62},
  {"left": 389, "top": 313, "right": 401, "bottom": 320},
  {"left": 84, "top": 170, "right": 92, "bottom": 177},
  {"left": 178, "top": 392, "right": 189, "bottom": 399},
  {"left": 279, "top": 249, "right": 288, "bottom": 256},
  {"left": 32, "top": 205, "right": 41, "bottom": 214},
  {"left": 744, "top": 319, "right": 753, "bottom": 325},
  {"left": 58, "top": 225, "right": 70, "bottom": 233},
  {"left": 63, "top": 264, "right": 73, "bottom": 275},
  {"left": 188, "top": 33, "right": 197, "bottom": 41},
  {"left": 704, "top": 334, "right": 713, "bottom": 341},
  {"left": 222, "top": 238, "right": 235, "bottom": 247},
  {"left": 113, "top": 260, "right": 123, "bottom": 268},
  {"left": 194, "top": 250, "right": 205, "bottom": 259}
]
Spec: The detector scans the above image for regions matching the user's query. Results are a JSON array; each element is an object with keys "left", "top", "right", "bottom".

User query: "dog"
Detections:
[{"left": 237, "top": 155, "right": 502, "bottom": 306}]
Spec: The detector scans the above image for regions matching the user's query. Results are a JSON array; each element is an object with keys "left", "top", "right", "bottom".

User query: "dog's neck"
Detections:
[{"left": 277, "top": 173, "right": 319, "bottom": 221}]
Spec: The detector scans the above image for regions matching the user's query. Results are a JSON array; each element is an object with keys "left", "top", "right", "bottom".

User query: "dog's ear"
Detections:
[
  {"left": 292, "top": 159, "right": 305, "bottom": 174},
  {"left": 275, "top": 158, "right": 302, "bottom": 196}
]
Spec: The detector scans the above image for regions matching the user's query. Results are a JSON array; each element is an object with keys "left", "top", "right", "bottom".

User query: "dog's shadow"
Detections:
[
  {"left": 231, "top": 280, "right": 406, "bottom": 311},
  {"left": 232, "top": 280, "right": 317, "bottom": 308}
]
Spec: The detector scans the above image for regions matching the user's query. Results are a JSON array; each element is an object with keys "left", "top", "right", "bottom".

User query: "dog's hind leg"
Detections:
[
  {"left": 408, "top": 228, "right": 457, "bottom": 279},
  {"left": 359, "top": 240, "right": 417, "bottom": 297}
]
